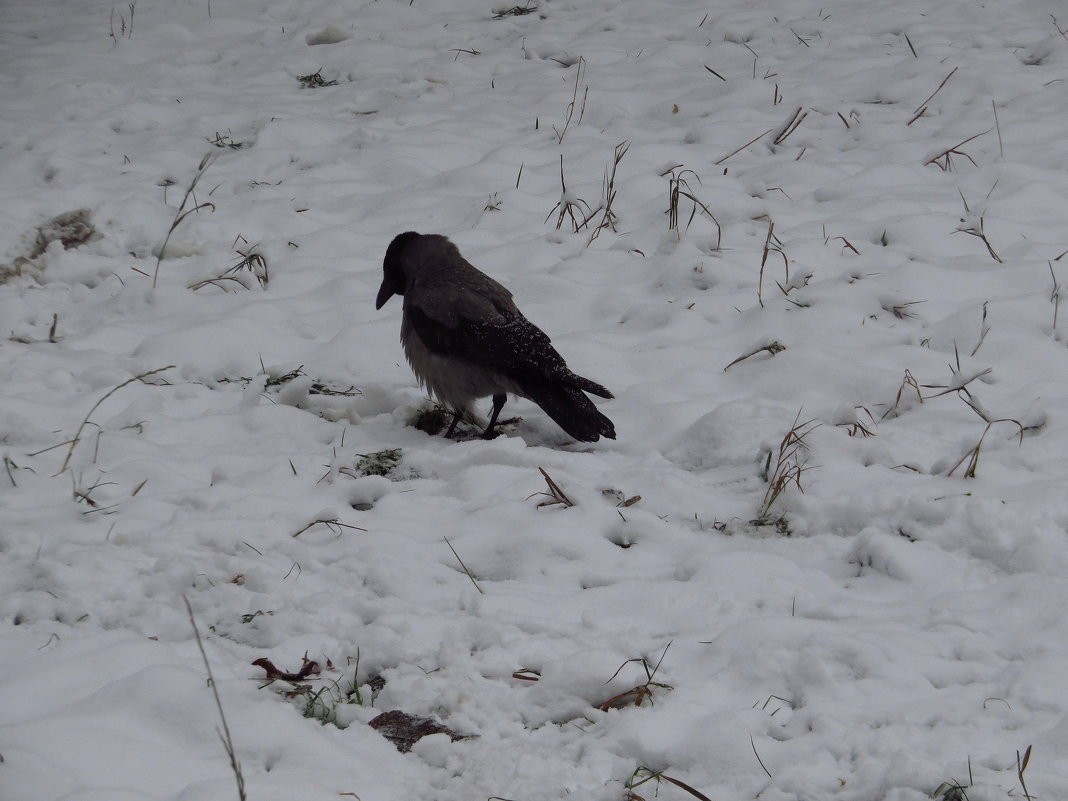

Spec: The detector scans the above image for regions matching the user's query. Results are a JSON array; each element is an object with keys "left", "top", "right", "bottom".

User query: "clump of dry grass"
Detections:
[
  {"left": 586, "top": 141, "right": 629, "bottom": 246},
  {"left": 754, "top": 411, "right": 819, "bottom": 527},
  {"left": 189, "top": 237, "right": 269, "bottom": 292},
  {"left": 545, "top": 155, "right": 592, "bottom": 233},
  {"left": 662, "top": 166, "right": 721, "bottom": 245},
  {"left": 882, "top": 345, "right": 1031, "bottom": 478},
  {"left": 954, "top": 190, "right": 1001, "bottom": 262}
]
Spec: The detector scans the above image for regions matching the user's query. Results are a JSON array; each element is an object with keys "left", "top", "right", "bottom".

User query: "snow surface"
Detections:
[{"left": 3, "top": 0, "right": 1068, "bottom": 799}]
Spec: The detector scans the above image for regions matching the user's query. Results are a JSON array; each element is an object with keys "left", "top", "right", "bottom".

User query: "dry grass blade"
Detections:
[
  {"left": 837, "top": 406, "right": 877, "bottom": 437},
  {"left": 228, "top": 242, "right": 269, "bottom": 288},
  {"left": 946, "top": 410, "right": 1024, "bottom": 479},
  {"left": 833, "top": 236, "right": 860, "bottom": 254},
  {"left": 932, "top": 779, "right": 971, "bottom": 801},
  {"left": 925, "top": 129, "right": 990, "bottom": 171},
  {"left": 532, "top": 466, "right": 574, "bottom": 508},
  {"left": 109, "top": 2, "right": 135, "bottom": 41},
  {"left": 913, "top": 344, "right": 1026, "bottom": 479},
  {"left": 954, "top": 196, "right": 1001, "bottom": 262},
  {"left": 883, "top": 299, "right": 925, "bottom": 319},
  {"left": 58, "top": 365, "right": 174, "bottom": 474},
  {"left": 751, "top": 734, "right": 773, "bottom": 778},
  {"left": 553, "top": 56, "right": 587, "bottom": 144},
  {"left": 714, "top": 127, "right": 773, "bottom": 165},
  {"left": 921, "top": 343, "right": 993, "bottom": 401},
  {"left": 723, "top": 341, "right": 785, "bottom": 371},
  {"left": 627, "top": 767, "right": 713, "bottom": 801},
  {"left": 1050, "top": 261, "right": 1061, "bottom": 331},
  {"left": 882, "top": 369, "right": 923, "bottom": 419},
  {"left": 444, "top": 536, "right": 484, "bottom": 594},
  {"left": 912, "top": 66, "right": 957, "bottom": 119},
  {"left": 153, "top": 153, "right": 216, "bottom": 288},
  {"left": 992, "top": 100, "right": 1004, "bottom": 157},
  {"left": 771, "top": 106, "right": 807, "bottom": 145},
  {"left": 184, "top": 596, "right": 247, "bottom": 801},
  {"left": 208, "top": 130, "right": 243, "bottom": 149},
  {"left": 660, "top": 773, "right": 714, "bottom": 801},
  {"left": 970, "top": 301, "right": 990, "bottom": 356},
  {"left": 4, "top": 456, "right": 17, "bottom": 488},
  {"left": 291, "top": 517, "right": 367, "bottom": 537},
  {"left": 758, "top": 219, "right": 788, "bottom": 308},
  {"left": 191, "top": 239, "right": 269, "bottom": 291},
  {"left": 1054, "top": 15, "right": 1068, "bottom": 42},
  {"left": 545, "top": 155, "right": 592, "bottom": 232},
  {"left": 1016, "top": 745, "right": 1034, "bottom": 801},
  {"left": 188, "top": 276, "right": 246, "bottom": 293}
]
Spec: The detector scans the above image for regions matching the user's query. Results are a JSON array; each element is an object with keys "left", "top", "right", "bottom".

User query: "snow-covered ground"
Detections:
[{"left": 4, "top": 0, "right": 1068, "bottom": 799}]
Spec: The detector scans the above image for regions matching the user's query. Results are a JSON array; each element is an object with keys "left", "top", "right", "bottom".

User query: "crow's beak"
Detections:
[{"left": 376, "top": 277, "right": 400, "bottom": 310}]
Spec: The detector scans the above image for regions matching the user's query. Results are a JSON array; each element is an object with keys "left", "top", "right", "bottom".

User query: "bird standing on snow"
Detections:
[{"left": 376, "top": 232, "right": 616, "bottom": 442}]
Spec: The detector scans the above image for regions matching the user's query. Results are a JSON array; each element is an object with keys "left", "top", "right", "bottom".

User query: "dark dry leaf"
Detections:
[
  {"left": 368, "top": 710, "right": 472, "bottom": 752},
  {"left": 252, "top": 656, "right": 321, "bottom": 682},
  {"left": 597, "top": 684, "right": 653, "bottom": 711}
]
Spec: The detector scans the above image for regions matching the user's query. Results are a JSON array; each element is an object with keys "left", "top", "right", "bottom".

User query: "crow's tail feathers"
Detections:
[
  {"left": 525, "top": 383, "right": 616, "bottom": 442},
  {"left": 564, "top": 372, "right": 614, "bottom": 400}
]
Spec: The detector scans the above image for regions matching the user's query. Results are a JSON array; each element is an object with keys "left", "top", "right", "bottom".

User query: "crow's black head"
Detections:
[{"left": 376, "top": 231, "right": 422, "bottom": 309}]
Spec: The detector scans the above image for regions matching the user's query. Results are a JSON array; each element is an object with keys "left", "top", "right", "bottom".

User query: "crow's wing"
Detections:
[
  {"left": 407, "top": 303, "right": 564, "bottom": 384},
  {"left": 408, "top": 303, "right": 615, "bottom": 440}
]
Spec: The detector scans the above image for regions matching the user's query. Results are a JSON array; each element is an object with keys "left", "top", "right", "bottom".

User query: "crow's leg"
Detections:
[
  {"left": 481, "top": 394, "right": 507, "bottom": 439},
  {"left": 443, "top": 409, "right": 463, "bottom": 438}
]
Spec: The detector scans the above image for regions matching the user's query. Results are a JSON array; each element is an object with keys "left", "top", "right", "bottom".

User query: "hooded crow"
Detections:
[{"left": 376, "top": 232, "right": 616, "bottom": 442}]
